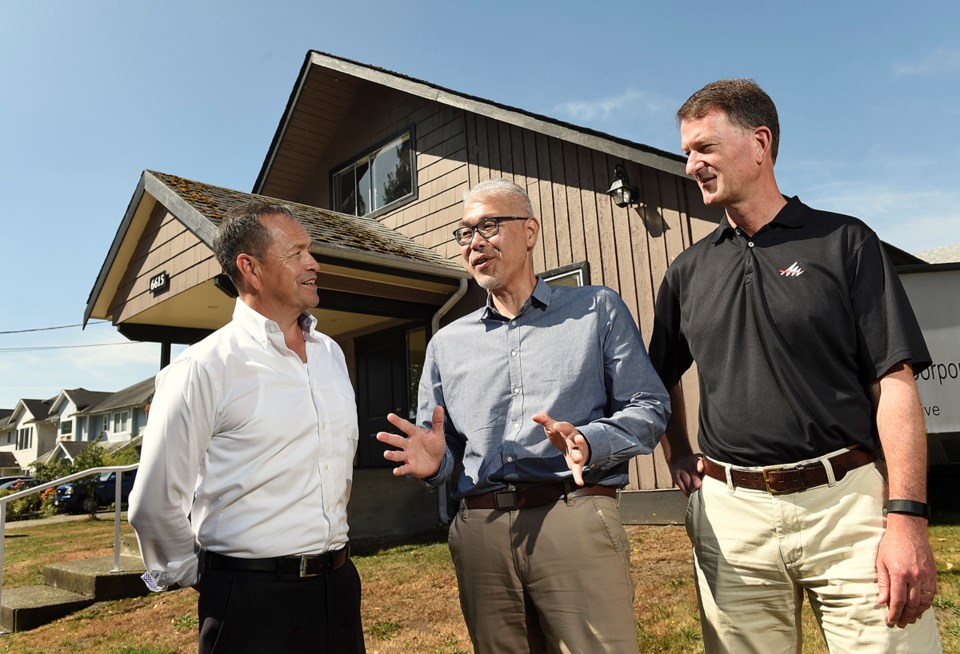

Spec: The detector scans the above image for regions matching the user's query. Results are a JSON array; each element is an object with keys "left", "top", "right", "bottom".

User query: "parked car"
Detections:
[
  {"left": 54, "top": 470, "right": 137, "bottom": 514},
  {"left": 0, "top": 477, "right": 39, "bottom": 492},
  {"left": 0, "top": 475, "right": 34, "bottom": 487}
]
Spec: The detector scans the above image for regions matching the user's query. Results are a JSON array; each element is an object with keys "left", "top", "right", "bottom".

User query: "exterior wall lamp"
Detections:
[{"left": 606, "top": 164, "right": 638, "bottom": 208}]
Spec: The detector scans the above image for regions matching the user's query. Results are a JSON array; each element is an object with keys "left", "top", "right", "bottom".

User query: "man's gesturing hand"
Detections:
[
  {"left": 532, "top": 412, "right": 590, "bottom": 486},
  {"left": 376, "top": 406, "right": 447, "bottom": 479}
]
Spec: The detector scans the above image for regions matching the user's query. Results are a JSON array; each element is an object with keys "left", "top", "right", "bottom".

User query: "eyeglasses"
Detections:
[{"left": 452, "top": 216, "right": 528, "bottom": 246}]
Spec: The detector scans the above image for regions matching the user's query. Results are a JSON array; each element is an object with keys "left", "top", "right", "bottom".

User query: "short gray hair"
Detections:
[{"left": 463, "top": 178, "right": 534, "bottom": 216}]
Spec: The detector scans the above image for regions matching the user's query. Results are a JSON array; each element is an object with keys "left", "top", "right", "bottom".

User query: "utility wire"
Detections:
[
  {"left": 0, "top": 321, "right": 110, "bottom": 335},
  {"left": 0, "top": 342, "right": 142, "bottom": 353}
]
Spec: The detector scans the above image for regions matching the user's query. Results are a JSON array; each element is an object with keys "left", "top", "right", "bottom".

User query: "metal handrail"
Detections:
[{"left": 0, "top": 464, "right": 139, "bottom": 614}]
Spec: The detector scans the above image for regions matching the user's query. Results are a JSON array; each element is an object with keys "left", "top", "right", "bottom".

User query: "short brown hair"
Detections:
[{"left": 677, "top": 79, "right": 780, "bottom": 163}]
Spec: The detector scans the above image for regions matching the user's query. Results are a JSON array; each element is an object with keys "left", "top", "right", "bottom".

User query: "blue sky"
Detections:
[{"left": 1, "top": 1, "right": 959, "bottom": 409}]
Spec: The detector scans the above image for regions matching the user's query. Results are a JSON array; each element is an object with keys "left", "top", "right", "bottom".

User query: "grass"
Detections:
[{"left": 0, "top": 511, "right": 957, "bottom": 653}]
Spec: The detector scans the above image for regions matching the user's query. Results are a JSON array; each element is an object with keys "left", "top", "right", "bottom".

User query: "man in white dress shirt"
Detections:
[{"left": 129, "top": 201, "right": 365, "bottom": 653}]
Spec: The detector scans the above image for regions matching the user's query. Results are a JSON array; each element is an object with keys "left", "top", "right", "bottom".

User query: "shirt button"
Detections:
[
  {"left": 507, "top": 456, "right": 514, "bottom": 462},
  {"left": 510, "top": 320, "right": 516, "bottom": 326},
  {"left": 748, "top": 242, "right": 755, "bottom": 248},
  {"left": 513, "top": 387, "right": 521, "bottom": 395},
  {"left": 511, "top": 351, "right": 518, "bottom": 357}
]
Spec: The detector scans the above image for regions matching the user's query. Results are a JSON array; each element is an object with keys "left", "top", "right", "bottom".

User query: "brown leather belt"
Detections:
[
  {"left": 463, "top": 482, "right": 618, "bottom": 511},
  {"left": 702, "top": 448, "right": 874, "bottom": 494}
]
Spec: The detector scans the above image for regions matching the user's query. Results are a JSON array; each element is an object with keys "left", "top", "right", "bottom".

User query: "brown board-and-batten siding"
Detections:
[{"left": 460, "top": 112, "right": 717, "bottom": 491}]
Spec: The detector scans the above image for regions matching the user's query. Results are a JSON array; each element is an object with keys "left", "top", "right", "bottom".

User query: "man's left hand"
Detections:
[
  {"left": 877, "top": 513, "right": 937, "bottom": 628},
  {"left": 532, "top": 412, "right": 590, "bottom": 486}
]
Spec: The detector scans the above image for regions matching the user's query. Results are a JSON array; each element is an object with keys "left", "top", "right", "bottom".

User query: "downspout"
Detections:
[{"left": 430, "top": 277, "right": 468, "bottom": 525}]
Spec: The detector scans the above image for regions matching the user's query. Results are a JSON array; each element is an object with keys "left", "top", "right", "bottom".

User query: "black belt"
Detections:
[
  {"left": 203, "top": 545, "right": 350, "bottom": 578},
  {"left": 463, "top": 482, "right": 618, "bottom": 511},
  {"left": 702, "top": 448, "right": 874, "bottom": 494}
]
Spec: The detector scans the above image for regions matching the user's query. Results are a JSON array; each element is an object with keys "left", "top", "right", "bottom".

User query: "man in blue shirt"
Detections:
[{"left": 377, "top": 178, "right": 669, "bottom": 653}]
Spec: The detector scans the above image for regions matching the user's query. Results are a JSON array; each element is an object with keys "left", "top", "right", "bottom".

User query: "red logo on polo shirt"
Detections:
[{"left": 779, "top": 262, "right": 805, "bottom": 277}]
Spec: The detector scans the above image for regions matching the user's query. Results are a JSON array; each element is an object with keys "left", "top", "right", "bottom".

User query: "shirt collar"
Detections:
[
  {"left": 479, "top": 277, "right": 552, "bottom": 321},
  {"left": 232, "top": 298, "right": 317, "bottom": 347},
  {"left": 711, "top": 195, "right": 806, "bottom": 245}
]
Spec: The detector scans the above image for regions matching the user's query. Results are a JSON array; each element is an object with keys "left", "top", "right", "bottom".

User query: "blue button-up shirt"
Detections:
[{"left": 419, "top": 278, "right": 670, "bottom": 498}]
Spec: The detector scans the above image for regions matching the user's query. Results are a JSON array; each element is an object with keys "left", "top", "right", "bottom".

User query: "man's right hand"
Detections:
[
  {"left": 671, "top": 453, "right": 705, "bottom": 496},
  {"left": 376, "top": 406, "right": 447, "bottom": 479}
]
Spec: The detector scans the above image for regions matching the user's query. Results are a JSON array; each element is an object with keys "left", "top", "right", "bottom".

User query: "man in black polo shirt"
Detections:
[{"left": 649, "top": 79, "right": 942, "bottom": 652}]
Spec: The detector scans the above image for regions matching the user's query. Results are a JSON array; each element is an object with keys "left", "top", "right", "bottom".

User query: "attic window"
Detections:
[{"left": 332, "top": 131, "right": 414, "bottom": 216}]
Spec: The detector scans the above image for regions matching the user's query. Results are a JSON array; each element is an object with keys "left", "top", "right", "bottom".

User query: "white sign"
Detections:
[{"left": 900, "top": 268, "right": 960, "bottom": 434}]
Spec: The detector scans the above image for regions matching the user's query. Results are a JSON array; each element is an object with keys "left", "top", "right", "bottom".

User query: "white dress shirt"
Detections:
[{"left": 129, "top": 299, "right": 359, "bottom": 590}]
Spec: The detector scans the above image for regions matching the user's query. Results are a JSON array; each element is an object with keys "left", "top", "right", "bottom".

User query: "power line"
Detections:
[
  {"left": 0, "top": 321, "right": 110, "bottom": 336},
  {"left": 0, "top": 342, "right": 142, "bottom": 353}
]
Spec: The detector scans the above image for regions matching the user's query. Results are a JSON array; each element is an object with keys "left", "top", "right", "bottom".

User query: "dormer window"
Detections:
[{"left": 332, "top": 130, "right": 414, "bottom": 216}]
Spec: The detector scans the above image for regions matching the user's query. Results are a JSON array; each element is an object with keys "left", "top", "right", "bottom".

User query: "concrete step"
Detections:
[
  {"left": 43, "top": 555, "right": 149, "bottom": 601},
  {"left": 0, "top": 585, "right": 94, "bottom": 632}
]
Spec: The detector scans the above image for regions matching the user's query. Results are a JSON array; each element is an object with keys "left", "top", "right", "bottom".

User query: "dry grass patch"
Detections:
[{"left": 0, "top": 515, "right": 957, "bottom": 653}]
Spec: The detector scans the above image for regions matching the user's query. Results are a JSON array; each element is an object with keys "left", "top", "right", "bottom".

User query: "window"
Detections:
[
  {"left": 60, "top": 420, "right": 73, "bottom": 435},
  {"left": 113, "top": 411, "right": 129, "bottom": 434},
  {"left": 17, "top": 427, "right": 32, "bottom": 450},
  {"left": 406, "top": 326, "right": 427, "bottom": 421},
  {"left": 332, "top": 131, "right": 414, "bottom": 216},
  {"left": 542, "top": 261, "right": 591, "bottom": 288}
]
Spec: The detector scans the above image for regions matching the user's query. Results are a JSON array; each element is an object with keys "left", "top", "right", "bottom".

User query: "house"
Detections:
[
  {"left": 83, "top": 51, "right": 926, "bottom": 533},
  {"left": 0, "top": 399, "right": 56, "bottom": 470},
  {"left": 79, "top": 375, "right": 155, "bottom": 445},
  {"left": 903, "top": 243, "right": 960, "bottom": 507},
  {"left": 45, "top": 388, "right": 113, "bottom": 443}
]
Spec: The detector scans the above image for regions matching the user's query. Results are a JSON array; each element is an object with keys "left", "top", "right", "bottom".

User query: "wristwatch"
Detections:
[{"left": 885, "top": 499, "right": 930, "bottom": 519}]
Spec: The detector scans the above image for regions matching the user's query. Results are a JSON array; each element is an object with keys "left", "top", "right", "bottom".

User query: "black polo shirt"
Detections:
[{"left": 649, "top": 196, "right": 930, "bottom": 466}]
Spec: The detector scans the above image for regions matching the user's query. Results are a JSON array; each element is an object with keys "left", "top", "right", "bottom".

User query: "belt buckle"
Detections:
[
  {"left": 494, "top": 487, "right": 518, "bottom": 511},
  {"left": 299, "top": 554, "right": 327, "bottom": 578},
  {"left": 762, "top": 465, "right": 787, "bottom": 494}
]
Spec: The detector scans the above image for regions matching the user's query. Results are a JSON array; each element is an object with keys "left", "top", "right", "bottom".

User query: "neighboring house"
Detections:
[
  {"left": 917, "top": 242, "right": 960, "bottom": 264},
  {"left": 33, "top": 440, "right": 97, "bottom": 468},
  {"left": 902, "top": 243, "right": 960, "bottom": 505},
  {"left": 2, "top": 399, "right": 56, "bottom": 470},
  {"left": 80, "top": 375, "right": 155, "bottom": 445},
  {"left": 0, "top": 411, "right": 19, "bottom": 475},
  {"left": 45, "top": 388, "right": 113, "bottom": 443},
  {"left": 83, "top": 51, "right": 926, "bottom": 531}
]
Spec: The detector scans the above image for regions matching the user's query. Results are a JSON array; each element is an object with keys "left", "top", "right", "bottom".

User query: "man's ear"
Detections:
[
  {"left": 754, "top": 126, "right": 773, "bottom": 165},
  {"left": 525, "top": 216, "right": 541, "bottom": 251},
  {"left": 236, "top": 253, "right": 262, "bottom": 292}
]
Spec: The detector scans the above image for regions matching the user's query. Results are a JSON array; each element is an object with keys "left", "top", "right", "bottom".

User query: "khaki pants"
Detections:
[
  {"left": 687, "top": 462, "right": 942, "bottom": 653},
  {"left": 449, "top": 494, "right": 638, "bottom": 654}
]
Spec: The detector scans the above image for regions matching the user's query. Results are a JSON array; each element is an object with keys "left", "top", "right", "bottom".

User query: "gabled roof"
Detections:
[
  {"left": 254, "top": 50, "right": 687, "bottom": 197},
  {"left": 0, "top": 451, "right": 18, "bottom": 468},
  {"left": 917, "top": 243, "right": 960, "bottom": 264},
  {"left": 48, "top": 388, "right": 114, "bottom": 417},
  {"left": 85, "top": 170, "right": 467, "bottom": 327},
  {"left": 85, "top": 376, "right": 156, "bottom": 414},
  {"left": 12, "top": 399, "right": 51, "bottom": 424}
]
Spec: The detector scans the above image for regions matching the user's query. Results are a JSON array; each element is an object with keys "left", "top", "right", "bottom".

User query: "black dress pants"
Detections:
[{"left": 197, "top": 558, "right": 365, "bottom": 654}]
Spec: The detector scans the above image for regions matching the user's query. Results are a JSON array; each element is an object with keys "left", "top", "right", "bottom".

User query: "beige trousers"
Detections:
[
  {"left": 449, "top": 494, "right": 639, "bottom": 654},
  {"left": 687, "top": 462, "right": 942, "bottom": 653}
]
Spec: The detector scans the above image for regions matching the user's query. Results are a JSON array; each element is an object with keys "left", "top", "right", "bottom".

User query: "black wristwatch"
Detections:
[{"left": 885, "top": 499, "right": 930, "bottom": 519}]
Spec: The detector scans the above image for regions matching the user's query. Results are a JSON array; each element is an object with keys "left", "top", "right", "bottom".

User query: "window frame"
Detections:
[
  {"left": 330, "top": 128, "right": 417, "bottom": 218},
  {"left": 542, "top": 261, "right": 591, "bottom": 287}
]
